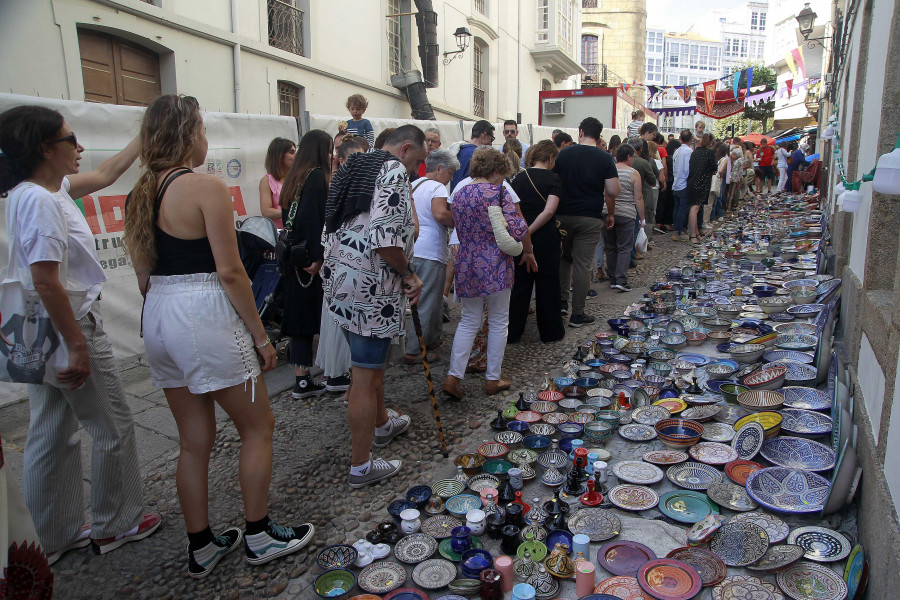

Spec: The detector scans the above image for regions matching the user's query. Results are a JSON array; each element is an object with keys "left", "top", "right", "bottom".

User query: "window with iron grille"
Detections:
[
  {"left": 473, "top": 41, "right": 485, "bottom": 117},
  {"left": 536, "top": 0, "right": 549, "bottom": 43},
  {"left": 582, "top": 0, "right": 598, "bottom": 8},
  {"left": 582, "top": 35, "right": 598, "bottom": 82},
  {"left": 475, "top": 0, "right": 487, "bottom": 16},
  {"left": 278, "top": 81, "right": 300, "bottom": 117},
  {"left": 268, "top": 0, "right": 304, "bottom": 56}
]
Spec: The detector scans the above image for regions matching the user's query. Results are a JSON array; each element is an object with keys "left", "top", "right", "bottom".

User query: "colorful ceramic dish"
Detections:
[
  {"left": 612, "top": 460, "right": 664, "bottom": 485},
  {"left": 706, "top": 482, "right": 758, "bottom": 511},
  {"left": 637, "top": 558, "right": 703, "bottom": 600},
  {"left": 711, "top": 575, "right": 785, "bottom": 600},
  {"left": 759, "top": 436, "right": 836, "bottom": 472},
  {"left": 744, "top": 467, "right": 830, "bottom": 514},
  {"left": 607, "top": 484, "right": 660, "bottom": 511},
  {"left": 776, "top": 562, "right": 848, "bottom": 600},
  {"left": 658, "top": 490, "right": 720, "bottom": 524},
  {"left": 358, "top": 561, "right": 407, "bottom": 594},
  {"left": 724, "top": 460, "right": 764, "bottom": 485},
  {"left": 734, "top": 411, "right": 783, "bottom": 438},
  {"left": 787, "top": 526, "right": 851, "bottom": 562},
  {"left": 728, "top": 511, "right": 790, "bottom": 543},
  {"left": 666, "top": 462, "right": 724, "bottom": 490},
  {"left": 701, "top": 422, "right": 736, "bottom": 443},
  {"left": 746, "top": 544, "right": 805, "bottom": 572},
  {"left": 598, "top": 540, "right": 657, "bottom": 576},
  {"left": 567, "top": 508, "right": 622, "bottom": 542},
  {"left": 618, "top": 423, "right": 658, "bottom": 441},
  {"left": 593, "top": 576, "right": 655, "bottom": 600},
  {"left": 779, "top": 408, "right": 833, "bottom": 435},
  {"left": 737, "top": 389, "right": 786, "bottom": 409},
  {"left": 708, "top": 521, "right": 769, "bottom": 566},
  {"left": 781, "top": 386, "right": 832, "bottom": 411},
  {"left": 666, "top": 546, "right": 727, "bottom": 587},
  {"left": 642, "top": 450, "right": 688, "bottom": 465},
  {"left": 689, "top": 442, "right": 739, "bottom": 465}
]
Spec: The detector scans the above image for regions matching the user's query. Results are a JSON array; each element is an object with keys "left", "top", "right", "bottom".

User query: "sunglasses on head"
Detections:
[{"left": 51, "top": 133, "right": 78, "bottom": 147}]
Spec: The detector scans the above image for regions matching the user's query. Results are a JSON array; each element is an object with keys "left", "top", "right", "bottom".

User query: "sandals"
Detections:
[{"left": 690, "top": 236, "right": 701, "bottom": 244}]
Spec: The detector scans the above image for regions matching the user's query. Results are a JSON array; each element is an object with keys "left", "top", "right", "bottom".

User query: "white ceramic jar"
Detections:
[
  {"left": 399, "top": 508, "right": 421, "bottom": 534},
  {"left": 466, "top": 508, "right": 486, "bottom": 536}
]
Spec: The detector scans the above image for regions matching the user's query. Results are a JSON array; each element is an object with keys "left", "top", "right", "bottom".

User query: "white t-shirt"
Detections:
[
  {"left": 6, "top": 178, "right": 105, "bottom": 318},
  {"left": 411, "top": 178, "right": 452, "bottom": 264},
  {"left": 776, "top": 148, "right": 790, "bottom": 169},
  {"left": 447, "top": 177, "right": 520, "bottom": 246}
]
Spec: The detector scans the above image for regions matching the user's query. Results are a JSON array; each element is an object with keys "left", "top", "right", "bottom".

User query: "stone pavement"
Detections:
[{"left": 0, "top": 232, "right": 695, "bottom": 599}]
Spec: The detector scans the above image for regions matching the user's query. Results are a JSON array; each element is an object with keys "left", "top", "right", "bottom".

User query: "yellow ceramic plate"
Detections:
[
  {"left": 734, "top": 411, "right": 783, "bottom": 436},
  {"left": 653, "top": 398, "right": 688, "bottom": 414}
]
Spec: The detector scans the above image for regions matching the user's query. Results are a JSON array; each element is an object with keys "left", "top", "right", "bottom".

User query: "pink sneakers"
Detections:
[{"left": 91, "top": 513, "right": 162, "bottom": 555}]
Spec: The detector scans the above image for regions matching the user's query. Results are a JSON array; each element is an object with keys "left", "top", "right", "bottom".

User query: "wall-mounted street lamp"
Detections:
[
  {"left": 443, "top": 27, "right": 472, "bottom": 65},
  {"left": 796, "top": 4, "right": 829, "bottom": 49}
]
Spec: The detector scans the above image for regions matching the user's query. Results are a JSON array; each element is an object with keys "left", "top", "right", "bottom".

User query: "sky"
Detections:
[{"left": 646, "top": 0, "right": 746, "bottom": 33}]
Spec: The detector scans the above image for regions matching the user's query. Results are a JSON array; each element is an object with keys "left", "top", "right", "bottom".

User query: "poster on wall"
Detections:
[{"left": 0, "top": 94, "right": 300, "bottom": 358}]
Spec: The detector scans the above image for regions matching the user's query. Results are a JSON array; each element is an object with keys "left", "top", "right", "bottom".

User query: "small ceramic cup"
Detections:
[
  {"left": 508, "top": 468, "right": 524, "bottom": 491},
  {"left": 572, "top": 533, "right": 591, "bottom": 558},
  {"left": 593, "top": 461, "right": 609, "bottom": 485},
  {"left": 466, "top": 508, "right": 487, "bottom": 536},
  {"left": 399, "top": 508, "right": 421, "bottom": 534}
]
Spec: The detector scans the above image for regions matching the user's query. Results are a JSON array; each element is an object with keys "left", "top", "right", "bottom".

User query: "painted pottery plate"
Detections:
[
  {"left": 725, "top": 460, "right": 764, "bottom": 485},
  {"left": 713, "top": 404, "right": 750, "bottom": 425},
  {"left": 598, "top": 540, "right": 658, "bottom": 576},
  {"left": 666, "top": 462, "right": 724, "bottom": 490},
  {"left": 643, "top": 449, "right": 688, "bottom": 465},
  {"left": 633, "top": 405, "right": 671, "bottom": 425},
  {"left": 420, "top": 515, "right": 463, "bottom": 539},
  {"left": 658, "top": 490, "right": 720, "bottom": 523},
  {"left": 411, "top": 558, "right": 457, "bottom": 589},
  {"left": 637, "top": 558, "right": 703, "bottom": 600},
  {"left": 744, "top": 467, "right": 829, "bottom": 514},
  {"left": 763, "top": 350, "right": 815, "bottom": 364},
  {"left": 316, "top": 544, "right": 358, "bottom": 570},
  {"left": 568, "top": 508, "right": 622, "bottom": 542},
  {"left": 780, "top": 409, "right": 833, "bottom": 435},
  {"left": 515, "top": 411, "right": 541, "bottom": 423},
  {"left": 465, "top": 473, "right": 499, "bottom": 493},
  {"left": 613, "top": 460, "right": 664, "bottom": 485},
  {"left": 594, "top": 576, "right": 654, "bottom": 600},
  {"left": 786, "top": 303, "right": 825, "bottom": 316},
  {"left": 712, "top": 575, "right": 785, "bottom": 600},
  {"left": 731, "top": 421, "right": 765, "bottom": 459},
  {"left": 608, "top": 484, "right": 660, "bottom": 511},
  {"left": 431, "top": 479, "right": 466, "bottom": 499},
  {"left": 682, "top": 405, "right": 723, "bottom": 422},
  {"left": 393, "top": 533, "right": 438, "bottom": 564},
  {"left": 619, "top": 423, "right": 658, "bottom": 441},
  {"left": 747, "top": 544, "right": 805, "bottom": 572},
  {"left": 706, "top": 482, "right": 758, "bottom": 511},
  {"left": 358, "top": 561, "right": 407, "bottom": 594},
  {"left": 760, "top": 436, "right": 836, "bottom": 471},
  {"left": 777, "top": 562, "right": 849, "bottom": 600},
  {"left": 701, "top": 422, "right": 736, "bottom": 442},
  {"left": 507, "top": 448, "right": 538, "bottom": 465},
  {"left": 689, "top": 442, "right": 739, "bottom": 465},
  {"left": 729, "top": 511, "right": 790, "bottom": 543},
  {"left": 787, "top": 527, "right": 851, "bottom": 562},
  {"left": 383, "top": 587, "right": 431, "bottom": 600},
  {"left": 709, "top": 521, "right": 769, "bottom": 566},
  {"left": 782, "top": 386, "right": 832, "bottom": 411},
  {"left": 543, "top": 412, "right": 570, "bottom": 425},
  {"left": 528, "top": 423, "right": 556, "bottom": 436},
  {"left": 445, "top": 494, "right": 482, "bottom": 516},
  {"left": 437, "top": 536, "right": 482, "bottom": 561},
  {"left": 676, "top": 353, "right": 711, "bottom": 366},
  {"left": 654, "top": 398, "right": 688, "bottom": 414},
  {"left": 666, "top": 546, "right": 727, "bottom": 587}
]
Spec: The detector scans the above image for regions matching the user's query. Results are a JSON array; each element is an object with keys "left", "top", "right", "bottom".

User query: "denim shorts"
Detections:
[{"left": 342, "top": 329, "right": 393, "bottom": 370}]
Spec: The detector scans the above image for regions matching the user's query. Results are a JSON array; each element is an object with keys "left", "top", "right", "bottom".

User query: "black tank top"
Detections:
[{"left": 150, "top": 167, "right": 218, "bottom": 276}]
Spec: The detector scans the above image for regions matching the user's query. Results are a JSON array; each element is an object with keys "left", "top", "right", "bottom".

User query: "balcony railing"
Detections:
[
  {"left": 474, "top": 88, "right": 485, "bottom": 117},
  {"left": 581, "top": 63, "right": 607, "bottom": 85},
  {"left": 268, "top": 0, "right": 304, "bottom": 56},
  {"left": 582, "top": 0, "right": 598, "bottom": 8}
]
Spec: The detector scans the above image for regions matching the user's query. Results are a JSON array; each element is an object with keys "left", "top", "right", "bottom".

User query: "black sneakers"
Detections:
[
  {"left": 188, "top": 527, "right": 242, "bottom": 579},
  {"left": 568, "top": 313, "right": 596, "bottom": 328},
  {"left": 560, "top": 301, "right": 569, "bottom": 316},
  {"left": 244, "top": 522, "right": 314, "bottom": 565},
  {"left": 611, "top": 283, "right": 633, "bottom": 292},
  {"left": 292, "top": 376, "right": 326, "bottom": 399},
  {"left": 325, "top": 374, "right": 351, "bottom": 392}
]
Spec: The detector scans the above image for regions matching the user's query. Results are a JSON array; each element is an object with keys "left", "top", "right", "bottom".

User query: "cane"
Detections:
[{"left": 411, "top": 305, "right": 449, "bottom": 457}]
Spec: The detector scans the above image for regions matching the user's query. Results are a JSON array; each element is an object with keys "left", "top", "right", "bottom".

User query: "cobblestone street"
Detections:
[{"left": 2, "top": 233, "right": 697, "bottom": 599}]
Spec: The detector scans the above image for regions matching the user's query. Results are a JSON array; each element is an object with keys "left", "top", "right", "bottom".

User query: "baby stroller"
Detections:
[{"left": 236, "top": 217, "right": 283, "bottom": 332}]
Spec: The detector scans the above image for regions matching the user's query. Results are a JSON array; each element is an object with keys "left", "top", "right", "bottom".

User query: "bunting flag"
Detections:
[
  {"left": 678, "top": 87, "right": 693, "bottom": 103},
  {"left": 790, "top": 47, "right": 807, "bottom": 80},
  {"left": 703, "top": 80, "right": 719, "bottom": 110},
  {"left": 746, "top": 67, "right": 754, "bottom": 92},
  {"left": 786, "top": 79, "right": 794, "bottom": 98},
  {"left": 785, "top": 52, "right": 798, "bottom": 80},
  {"left": 732, "top": 70, "right": 741, "bottom": 101},
  {"left": 620, "top": 82, "right": 632, "bottom": 92}
]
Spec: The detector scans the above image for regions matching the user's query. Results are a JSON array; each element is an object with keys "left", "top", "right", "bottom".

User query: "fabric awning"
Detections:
[{"left": 773, "top": 116, "right": 817, "bottom": 129}]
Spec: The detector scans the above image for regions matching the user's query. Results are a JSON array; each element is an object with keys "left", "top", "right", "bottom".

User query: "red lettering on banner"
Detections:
[
  {"left": 81, "top": 194, "right": 102, "bottom": 234},
  {"left": 99, "top": 195, "right": 127, "bottom": 233},
  {"left": 229, "top": 186, "right": 247, "bottom": 217}
]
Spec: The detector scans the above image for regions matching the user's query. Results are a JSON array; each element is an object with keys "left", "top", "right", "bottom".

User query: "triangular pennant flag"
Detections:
[
  {"left": 746, "top": 67, "right": 753, "bottom": 92},
  {"left": 785, "top": 52, "right": 798, "bottom": 79},
  {"left": 790, "top": 47, "right": 807, "bottom": 80},
  {"left": 703, "top": 80, "right": 719, "bottom": 110},
  {"left": 786, "top": 79, "right": 794, "bottom": 98},
  {"left": 733, "top": 69, "right": 742, "bottom": 101}
]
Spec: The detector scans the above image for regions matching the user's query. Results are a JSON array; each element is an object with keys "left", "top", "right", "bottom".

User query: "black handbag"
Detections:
[{"left": 275, "top": 169, "right": 317, "bottom": 268}]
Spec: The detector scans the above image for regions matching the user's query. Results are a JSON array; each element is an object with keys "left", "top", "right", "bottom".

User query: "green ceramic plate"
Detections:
[
  {"left": 438, "top": 536, "right": 483, "bottom": 561},
  {"left": 658, "top": 490, "right": 720, "bottom": 523},
  {"left": 482, "top": 459, "right": 513, "bottom": 475}
]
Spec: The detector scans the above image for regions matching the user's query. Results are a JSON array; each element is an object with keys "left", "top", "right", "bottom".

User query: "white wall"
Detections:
[
  {"left": 886, "top": 350, "right": 900, "bottom": 502},
  {"left": 859, "top": 334, "right": 886, "bottom": 443}
]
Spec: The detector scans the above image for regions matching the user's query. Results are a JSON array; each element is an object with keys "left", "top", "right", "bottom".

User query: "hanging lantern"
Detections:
[
  {"left": 841, "top": 189, "right": 863, "bottom": 212},
  {"left": 822, "top": 124, "right": 834, "bottom": 140},
  {"left": 872, "top": 134, "right": 900, "bottom": 195}
]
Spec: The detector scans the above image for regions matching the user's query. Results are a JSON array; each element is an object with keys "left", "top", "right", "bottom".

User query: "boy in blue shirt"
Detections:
[{"left": 342, "top": 94, "right": 375, "bottom": 148}]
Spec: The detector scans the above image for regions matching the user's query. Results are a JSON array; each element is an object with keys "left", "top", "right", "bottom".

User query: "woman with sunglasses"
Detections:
[{"left": 0, "top": 105, "right": 160, "bottom": 565}]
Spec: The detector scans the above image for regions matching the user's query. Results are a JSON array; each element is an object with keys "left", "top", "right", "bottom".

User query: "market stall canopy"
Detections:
[
  {"left": 737, "top": 133, "right": 777, "bottom": 145},
  {"left": 696, "top": 90, "right": 747, "bottom": 119}
]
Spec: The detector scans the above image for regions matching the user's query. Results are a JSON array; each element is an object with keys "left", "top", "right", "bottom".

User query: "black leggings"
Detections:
[
  {"left": 290, "top": 335, "right": 314, "bottom": 368},
  {"left": 508, "top": 235, "right": 565, "bottom": 343}
]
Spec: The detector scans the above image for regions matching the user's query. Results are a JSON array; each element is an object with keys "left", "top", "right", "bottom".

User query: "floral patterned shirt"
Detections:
[
  {"left": 322, "top": 159, "right": 415, "bottom": 338},
  {"left": 452, "top": 182, "right": 528, "bottom": 298}
]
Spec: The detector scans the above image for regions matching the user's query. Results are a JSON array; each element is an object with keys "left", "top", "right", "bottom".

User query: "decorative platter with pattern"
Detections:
[
  {"left": 608, "top": 484, "right": 660, "bottom": 511},
  {"left": 728, "top": 511, "right": 790, "bottom": 543},
  {"left": 787, "top": 527, "right": 852, "bottom": 562},
  {"left": 745, "top": 467, "right": 830, "bottom": 515},
  {"left": 711, "top": 574, "right": 784, "bottom": 600},
  {"left": 358, "top": 561, "right": 407, "bottom": 594},
  {"left": 613, "top": 460, "right": 664, "bottom": 485},
  {"left": 689, "top": 442, "right": 739, "bottom": 465},
  {"left": 666, "top": 462, "right": 724, "bottom": 491},
  {"left": 393, "top": 533, "right": 438, "bottom": 564},
  {"left": 776, "top": 561, "right": 849, "bottom": 600},
  {"left": 709, "top": 521, "right": 769, "bottom": 567},
  {"left": 568, "top": 508, "right": 622, "bottom": 542}
]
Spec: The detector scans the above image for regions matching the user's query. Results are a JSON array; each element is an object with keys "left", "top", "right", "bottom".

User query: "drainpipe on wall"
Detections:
[
  {"left": 231, "top": 0, "right": 242, "bottom": 112},
  {"left": 390, "top": 0, "right": 437, "bottom": 120}
]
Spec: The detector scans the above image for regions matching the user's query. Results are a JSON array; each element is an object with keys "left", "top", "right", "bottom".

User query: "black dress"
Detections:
[
  {"left": 508, "top": 168, "right": 565, "bottom": 343},
  {"left": 687, "top": 147, "right": 717, "bottom": 206},
  {"left": 280, "top": 168, "right": 327, "bottom": 338}
]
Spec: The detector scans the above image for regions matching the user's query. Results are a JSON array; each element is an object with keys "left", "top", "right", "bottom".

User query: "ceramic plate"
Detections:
[
  {"left": 701, "top": 422, "right": 736, "bottom": 442},
  {"left": 411, "top": 558, "right": 457, "bottom": 589},
  {"left": 780, "top": 408, "right": 833, "bottom": 435},
  {"left": 732, "top": 421, "right": 765, "bottom": 459},
  {"left": 619, "top": 423, "right": 658, "bottom": 441},
  {"left": 445, "top": 494, "right": 482, "bottom": 516},
  {"left": 658, "top": 490, "right": 720, "bottom": 523},
  {"left": 728, "top": 511, "right": 789, "bottom": 543},
  {"left": 787, "top": 526, "right": 851, "bottom": 562},
  {"left": 760, "top": 436, "right": 836, "bottom": 471},
  {"left": 706, "top": 482, "right": 758, "bottom": 511},
  {"left": 666, "top": 462, "right": 724, "bottom": 491},
  {"left": 744, "top": 467, "right": 830, "bottom": 514},
  {"left": 666, "top": 547, "right": 727, "bottom": 587},
  {"left": 568, "top": 508, "right": 622, "bottom": 542},
  {"left": 383, "top": 587, "right": 431, "bottom": 600},
  {"left": 437, "top": 536, "right": 482, "bottom": 561},
  {"left": 763, "top": 350, "right": 815, "bottom": 364},
  {"left": 711, "top": 575, "right": 785, "bottom": 600},
  {"left": 593, "top": 576, "right": 655, "bottom": 600},
  {"left": 393, "top": 533, "right": 438, "bottom": 564},
  {"left": 782, "top": 386, "right": 832, "bottom": 411},
  {"left": 677, "top": 353, "right": 711, "bottom": 366},
  {"left": 844, "top": 544, "right": 864, "bottom": 599},
  {"left": 358, "top": 561, "right": 407, "bottom": 594},
  {"left": 787, "top": 303, "right": 825, "bottom": 316},
  {"left": 608, "top": 484, "right": 660, "bottom": 511},
  {"left": 638, "top": 558, "right": 703, "bottom": 600},
  {"left": 747, "top": 544, "right": 805, "bottom": 572},
  {"left": 642, "top": 450, "right": 688, "bottom": 465},
  {"left": 713, "top": 404, "right": 750, "bottom": 425},
  {"left": 633, "top": 405, "right": 671, "bottom": 425},
  {"left": 613, "top": 460, "right": 664, "bottom": 485},
  {"left": 725, "top": 460, "right": 764, "bottom": 485},
  {"left": 689, "top": 442, "right": 739, "bottom": 465},
  {"left": 777, "top": 562, "right": 848, "bottom": 600},
  {"left": 709, "top": 521, "right": 769, "bottom": 566},
  {"left": 598, "top": 540, "right": 657, "bottom": 576},
  {"left": 682, "top": 405, "right": 723, "bottom": 422},
  {"left": 420, "top": 515, "right": 462, "bottom": 539}
]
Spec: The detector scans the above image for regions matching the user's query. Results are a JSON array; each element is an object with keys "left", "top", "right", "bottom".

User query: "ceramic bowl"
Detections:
[
  {"left": 573, "top": 377, "right": 600, "bottom": 389},
  {"left": 455, "top": 453, "right": 487, "bottom": 476},
  {"left": 716, "top": 305, "right": 742, "bottom": 318},
  {"left": 727, "top": 343, "right": 767, "bottom": 364},
  {"left": 644, "top": 375, "right": 669, "bottom": 388},
  {"left": 707, "top": 330, "right": 732, "bottom": 342},
  {"left": 734, "top": 411, "right": 783, "bottom": 438},
  {"left": 522, "top": 435, "right": 551, "bottom": 451},
  {"left": 719, "top": 383, "right": 750, "bottom": 404},
  {"left": 557, "top": 422, "right": 584, "bottom": 438},
  {"left": 705, "top": 363, "right": 737, "bottom": 380},
  {"left": 482, "top": 460, "right": 513, "bottom": 475},
  {"left": 791, "top": 289, "right": 818, "bottom": 304},
  {"left": 506, "top": 420, "right": 531, "bottom": 434},
  {"left": 584, "top": 420, "right": 615, "bottom": 442},
  {"left": 315, "top": 569, "right": 356, "bottom": 598},
  {"left": 668, "top": 359, "right": 695, "bottom": 374},
  {"left": 477, "top": 442, "right": 509, "bottom": 460},
  {"left": 775, "top": 334, "right": 818, "bottom": 351},
  {"left": 560, "top": 385, "right": 587, "bottom": 398},
  {"left": 406, "top": 486, "right": 433, "bottom": 511},
  {"left": 594, "top": 410, "right": 622, "bottom": 426},
  {"left": 758, "top": 297, "right": 792, "bottom": 314},
  {"left": 655, "top": 418, "right": 703, "bottom": 449},
  {"left": 684, "top": 331, "right": 707, "bottom": 346},
  {"left": 649, "top": 362, "right": 673, "bottom": 378},
  {"left": 743, "top": 365, "right": 787, "bottom": 391},
  {"left": 661, "top": 334, "right": 687, "bottom": 350},
  {"left": 388, "top": 499, "right": 419, "bottom": 523},
  {"left": 701, "top": 317, "right": 733, "bottom": 332},
  {"left": 687, "top": 306, "right": 717, "bottom": 318},
  {"left": 737, "top": 389, "right": 785, "bottom": 410},
  {"left": 460, "top": 548, "right": 493, "bottom": 578},
  {"left": 752, "top": 285, "right": 777, "bottom": 298}
]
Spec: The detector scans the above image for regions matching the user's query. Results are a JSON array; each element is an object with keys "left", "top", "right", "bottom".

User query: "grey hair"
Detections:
[
  {"left": 425, "top": 127, "right": 441, "bottom": 136},
  {"left": 627, "top": 137, "right": 645, "bottom": 150},
  {"left": 425, "top": 148, "right": 459, "bottom": 173}
]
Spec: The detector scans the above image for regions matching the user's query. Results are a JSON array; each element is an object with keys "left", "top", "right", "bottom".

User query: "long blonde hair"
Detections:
[
  {"left": 502, "top": 139, "right": 522, "bottom": 177},
  {"left": 124, "top": 95, "right": 204, "bottom": 270}
]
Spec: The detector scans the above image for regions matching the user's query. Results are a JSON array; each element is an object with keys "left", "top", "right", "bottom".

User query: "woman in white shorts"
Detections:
[{"left": 123, "top": 95, "right": 313, "bottom": 578}]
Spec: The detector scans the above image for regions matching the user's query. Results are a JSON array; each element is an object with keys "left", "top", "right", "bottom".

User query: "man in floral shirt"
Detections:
[{"left": 322, "top": 125, "right": 426, "bottom": 487}]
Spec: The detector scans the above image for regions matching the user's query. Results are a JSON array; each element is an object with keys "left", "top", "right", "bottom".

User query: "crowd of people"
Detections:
[{"left": 0, "top": 92, "right": 819, "bottom": 586}]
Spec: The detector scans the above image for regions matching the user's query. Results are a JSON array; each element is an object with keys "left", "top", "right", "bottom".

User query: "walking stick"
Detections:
[{"left": 411, "top": 304, "right": 449, "bottom": 457}]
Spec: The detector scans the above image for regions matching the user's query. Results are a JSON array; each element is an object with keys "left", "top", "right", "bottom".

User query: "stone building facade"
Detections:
[{"left": 580, "top": 0, "right": 646, "bottom": 104}]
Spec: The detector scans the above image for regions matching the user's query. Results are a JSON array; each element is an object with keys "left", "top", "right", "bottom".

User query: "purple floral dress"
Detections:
[{"left": 452, "top": 182, "right": 528, "bottom": 298}]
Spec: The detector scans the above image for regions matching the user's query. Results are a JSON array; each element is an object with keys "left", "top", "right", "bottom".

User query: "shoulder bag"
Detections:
[
  {"left": 275, "top": 169, "right": 319, "bottom": 269},
  {"left": 524, "top": 168, "right": 566, "bottom": 239}
]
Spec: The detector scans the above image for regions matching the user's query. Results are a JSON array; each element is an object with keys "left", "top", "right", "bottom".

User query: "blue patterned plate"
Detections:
[
  {"left": 780, "top": 408, "right": 833, "bottom": 435},
  {"left": 445, "top": 494, "right": 482, "bottom": 516},
  {"left": 760, "top": 436, "right": 836, "bottom": 471},
  {"left": 704, "top": 379, "right": 732, "bottom": 395},
  {"left": 762, "top": 350, "right": 814, "bottom": 364},
  {"left": 782, "top": 386, "right": 832, "bottom": 411},
  {"left": 732, "top": 421, "right": 765, "bottom": 460},
  {"left": 775, "top": 334, "right": 818, "bottom": 351},
  {"left": 676, "top": 353, "right": 711, "bottom": 366},
  {"left": 767, "top": 360, "right": 818, "bottom": 384},
  {"left": 745, "top": 467, "right": 830, "bottom": 514},
  {"left": 666, "top": 462, "right": 724, "bottom": 490},
  {"left": 787, "top": 303, "right": 825, "bottom": 316},
  {"left": 844, "top": 544, "right": 865, "bottom": 598}
]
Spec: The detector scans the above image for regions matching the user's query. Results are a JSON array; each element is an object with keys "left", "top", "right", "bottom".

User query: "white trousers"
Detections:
[
  {"left": 448, "top": 288, "right": 511, "bottom": 381},
  {"left": 777, "top": 168, "right": 789, "bottom": 192}
]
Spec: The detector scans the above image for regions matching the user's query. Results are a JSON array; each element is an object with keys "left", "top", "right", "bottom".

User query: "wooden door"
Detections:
[{"left": 78, "top": 29, "right": 161, "bottom": 106}]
